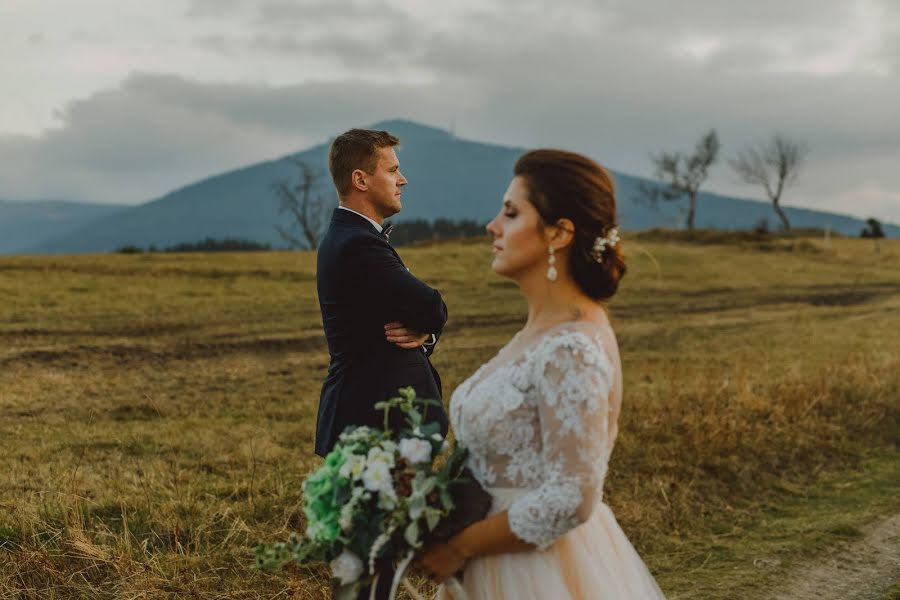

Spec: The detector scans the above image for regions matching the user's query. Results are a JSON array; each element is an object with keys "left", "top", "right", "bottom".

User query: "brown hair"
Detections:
[
  {"left": 328, "top": 129, "right": 400, "bottom": 196},
  {"left": 514, "top": 149, "right": 626, "bottom": 301}
]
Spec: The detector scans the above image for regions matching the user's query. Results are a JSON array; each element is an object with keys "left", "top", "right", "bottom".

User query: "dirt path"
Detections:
[{"left": 759, "top": 513, "right": 900, "bottom": 600}]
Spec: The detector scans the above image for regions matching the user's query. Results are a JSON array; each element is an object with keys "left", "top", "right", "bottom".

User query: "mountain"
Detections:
[
  {"left": 0, "top": 199, "right": 127, "bottom": 254},
  {"left": 20, "top": 120, "right": 900, "bottom": 253}
]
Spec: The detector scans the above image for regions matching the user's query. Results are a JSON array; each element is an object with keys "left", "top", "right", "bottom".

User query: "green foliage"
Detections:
[
  {"left": 861, "top": 218, "right": 886, "bottom": 238},
  {"left": 165, "top": 238, "right": 272, "bottom": 252},
  {"left": 255, "top": 386, "right": 468, "bottom": 593},
  {"left": 117, "top": 237, "right": 272, "bottom": 253}
]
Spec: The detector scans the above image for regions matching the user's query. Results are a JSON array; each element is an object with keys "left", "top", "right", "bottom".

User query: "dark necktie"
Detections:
[{"left": 381, "top": 224, "right": 394, "bottom": 241}]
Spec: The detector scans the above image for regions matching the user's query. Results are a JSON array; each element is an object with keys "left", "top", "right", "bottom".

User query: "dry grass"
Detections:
[{"left": 1, "top": 235, "right": 898, "bottom": 598}]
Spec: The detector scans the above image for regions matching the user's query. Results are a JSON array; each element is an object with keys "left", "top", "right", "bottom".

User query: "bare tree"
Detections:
[
  {"left": 273, "top": 159, "right": 329, "bottom": 250},
  {"left": 647, "top": 129, "right": 720, "bottom": 231},
  {"left": 730, "top": 134, "right": 809, "bottom": 231}
]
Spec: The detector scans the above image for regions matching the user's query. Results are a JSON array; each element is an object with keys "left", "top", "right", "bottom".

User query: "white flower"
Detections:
[
  {"left": 399, "top": 438, "right": 433, "bottom": 465},
  {"left": 339, "top": 499, "right": 357, "bottom": 532},
  {"left": 431, "top": 433, "right": 443, "bottom": 442},
  {"left": 362, "top": 461, "right": 392, "bottom": 493},
  {"left": 366, "top": 446, "right": 395, "bottom": 468},
  {"left": 330, "top": 550, "right": 364, "bottom": 585},
  {"left": 378, "top": 486, "right": 398, "bottom": 509},
  {"left": 338, "top": 454, "right": 366, "bottom": 480}
]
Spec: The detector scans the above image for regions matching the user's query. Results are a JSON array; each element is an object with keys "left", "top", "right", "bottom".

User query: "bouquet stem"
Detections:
[
  {"left": 444, "top": 577, "right": 469, "bottom": 600},
  {"left": 388, "top": 552, "right": 416, "bottom": 600},
  {"left": 386, "top": 551, "right": 469, "bottom": 600}
]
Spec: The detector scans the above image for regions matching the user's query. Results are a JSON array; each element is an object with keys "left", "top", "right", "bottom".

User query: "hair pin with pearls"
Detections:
[{"left": 590, "top": 227, "right": 620, "bottom": 263}]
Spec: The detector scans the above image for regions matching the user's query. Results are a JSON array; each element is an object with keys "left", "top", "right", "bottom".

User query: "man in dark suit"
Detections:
[
  {"left": 315, "top": 127, "right": 449, "bottom": 456},
  {"left": 315, "top": 128, "right": 449, "bottom": 599}
]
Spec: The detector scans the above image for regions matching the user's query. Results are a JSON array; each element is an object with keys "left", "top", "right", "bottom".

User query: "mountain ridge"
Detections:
[
  {"left": 10, "top": 120, "right": 899, "bottom": 254},
  {"left": 0, "top": 199, "right": 128, "bottom": 254}
]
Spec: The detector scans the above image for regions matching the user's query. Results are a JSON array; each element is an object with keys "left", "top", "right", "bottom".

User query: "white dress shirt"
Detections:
[{"left": 338, "top": 205, "right": 383, "bottom": 233}]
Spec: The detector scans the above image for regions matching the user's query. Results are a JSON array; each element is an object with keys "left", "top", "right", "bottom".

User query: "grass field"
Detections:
[{"left": 1, "top": 234, "right": 898, "bottom": 599}]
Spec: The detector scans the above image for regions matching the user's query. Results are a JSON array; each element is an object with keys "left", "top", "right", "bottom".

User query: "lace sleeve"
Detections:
[{"left": 507, "top": 332, "right": 614, "bottom": 550}]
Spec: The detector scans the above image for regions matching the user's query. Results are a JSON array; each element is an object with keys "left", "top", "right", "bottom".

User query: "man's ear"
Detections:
[{"left": 351, "top": 169, "right": 368, "bottom": 192}]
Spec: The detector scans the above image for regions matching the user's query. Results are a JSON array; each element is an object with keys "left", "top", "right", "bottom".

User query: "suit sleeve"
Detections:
[{"left": 344, "top": 234, "right": 448, "bottom": 335}]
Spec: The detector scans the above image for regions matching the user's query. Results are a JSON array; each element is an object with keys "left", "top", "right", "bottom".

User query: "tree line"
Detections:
[
  {"left": 380, "top": 218, "right": 486, "bottom": 246},
  {"left": 117, "top": 238, "right": 271, "bottom": 253}
]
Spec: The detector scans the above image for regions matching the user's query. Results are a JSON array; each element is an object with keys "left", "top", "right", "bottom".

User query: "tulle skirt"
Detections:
[{"left": 438, "top": 487, "right": 666, "bottom": 600}]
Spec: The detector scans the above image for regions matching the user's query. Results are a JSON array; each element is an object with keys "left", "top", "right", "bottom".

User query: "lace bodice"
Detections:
[{"left": 449, "top": 321, "right": 621, "bottom": 550}]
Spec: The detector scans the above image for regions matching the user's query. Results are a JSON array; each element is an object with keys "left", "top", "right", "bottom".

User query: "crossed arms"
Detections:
[{"left": 344, "top": 234, "right": 447, "bottom": 352}]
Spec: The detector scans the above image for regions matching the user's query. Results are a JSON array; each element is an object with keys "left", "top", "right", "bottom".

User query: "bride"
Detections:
[{"left": 416, "top": 149, "right": 667, "bottom": 599}]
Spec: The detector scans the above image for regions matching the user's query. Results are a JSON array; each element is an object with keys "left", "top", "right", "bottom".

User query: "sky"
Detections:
[{"left": 1, "top": 0, "right": 898, "bottom": 224}]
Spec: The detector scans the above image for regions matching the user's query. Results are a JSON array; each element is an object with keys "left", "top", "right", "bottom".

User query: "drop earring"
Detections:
[{"left": 546, "top": 246, "right": 557, "bottom": 282}]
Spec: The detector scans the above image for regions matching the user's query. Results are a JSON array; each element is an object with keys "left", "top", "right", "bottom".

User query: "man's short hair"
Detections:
[{"left": 328, "top": 129, "right": 400, "bottom": 196}]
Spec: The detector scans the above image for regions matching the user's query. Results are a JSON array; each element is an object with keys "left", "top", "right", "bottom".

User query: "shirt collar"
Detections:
[{"left": 337, "top": 205, "right": 382, "bottom": 233}]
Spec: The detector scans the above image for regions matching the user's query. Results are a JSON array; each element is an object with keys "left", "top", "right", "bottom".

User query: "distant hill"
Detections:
[
  {"left": 0, "top": 199, "right": 127, "bottom": 254},
  {"left": 18, "top": 120, "right": 900, "bottom": 253}
]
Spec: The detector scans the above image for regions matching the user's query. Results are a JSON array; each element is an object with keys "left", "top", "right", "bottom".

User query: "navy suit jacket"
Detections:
[{"left": 314, "top": 208, "right": 449, "bottom": 457}]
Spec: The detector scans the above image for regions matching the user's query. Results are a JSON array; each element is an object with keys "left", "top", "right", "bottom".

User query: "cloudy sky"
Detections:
[{"left": 2, "top": 0, "right": 898, "bottom": 224}]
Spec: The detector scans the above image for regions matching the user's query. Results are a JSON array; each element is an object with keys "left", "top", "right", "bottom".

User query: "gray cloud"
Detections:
[
  {"left": 395, "top": 2, "right": 900, "bottom": 221},
  {"left": 605, "top": 0, "right": 845, "bottom": 33},
  {"left": 195, "top": 31, "right": 405, "bottom": 63},
  {"left": 191, "top": 0, "right": 420, "bottom": 67},
  {"left": 255, "top": 0, "right": 400, "bottom": 25},
  {"left": 0, "top": 72, "right": 474, "bottom": 204},
  {"left": 194, "top": 34, "right": 238, "bottom": 57},
  {"left": 185, "top": 0, "right": 245, "bottom": 19},
  {"left": 185, "top": 0, "right": 406, "bottom": 32},
  {"left": 1, "top": 0, "right": 898, "bottom": 223}
]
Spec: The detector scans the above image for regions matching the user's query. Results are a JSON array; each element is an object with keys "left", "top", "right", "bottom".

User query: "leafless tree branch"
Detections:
[
  {"left": 644, "top": 129, "right": 720, "bottom": 230},
  {"left": 273, "top": 158, "right": 329, "bottom": 250},
  {"left": 730, "top": 134, "right": 809, "bottom": 230}
]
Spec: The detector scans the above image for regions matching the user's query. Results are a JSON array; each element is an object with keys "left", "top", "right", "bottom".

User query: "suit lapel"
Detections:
[{"left": 330, "top": 208, "right": 408, "bottom": 269}]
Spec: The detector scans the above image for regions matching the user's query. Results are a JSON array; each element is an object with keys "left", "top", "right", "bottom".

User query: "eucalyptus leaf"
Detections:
[
  {"left": 404, "top": 521, "right": 420, "bottom": 547},
  {"left": 424, "top": 507, "right": 442, "bottom": 531}
]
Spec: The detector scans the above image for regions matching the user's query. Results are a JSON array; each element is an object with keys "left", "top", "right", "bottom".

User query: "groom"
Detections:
[
  {"left": 315, "top": 128, "right": 450, "bottom": 599},
  {"left": 314, "top": 127, "right": 449, "bottom": 457}
]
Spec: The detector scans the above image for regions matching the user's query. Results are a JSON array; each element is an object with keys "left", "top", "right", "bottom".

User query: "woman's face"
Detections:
[{"left": 486, "top": 176, "right": 548, "bottom": 280}]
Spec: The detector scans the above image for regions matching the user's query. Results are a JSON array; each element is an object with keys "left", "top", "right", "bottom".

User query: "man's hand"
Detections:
[{"left": 384, "top": 322, "right": 430, "bottom": 349}]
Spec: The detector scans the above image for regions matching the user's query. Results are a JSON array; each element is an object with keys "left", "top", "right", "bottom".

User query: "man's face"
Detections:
[{"left": 365, "top": 147, "right": 407, "bottom": 220}]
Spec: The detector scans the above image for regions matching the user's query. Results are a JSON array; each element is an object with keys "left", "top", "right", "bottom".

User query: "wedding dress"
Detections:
[{"left": 441, "top": 320, "right": 666, "bottom": 599}]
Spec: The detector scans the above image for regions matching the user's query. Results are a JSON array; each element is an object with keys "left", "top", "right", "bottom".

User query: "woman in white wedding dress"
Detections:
[{"left": 417, "top": 149, "right": 666, "bottom": 599}]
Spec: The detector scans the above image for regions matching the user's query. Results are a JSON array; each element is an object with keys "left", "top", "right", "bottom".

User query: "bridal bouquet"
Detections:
[{"left": 255, "top": 387, "right": 489, "bottom": 600}]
